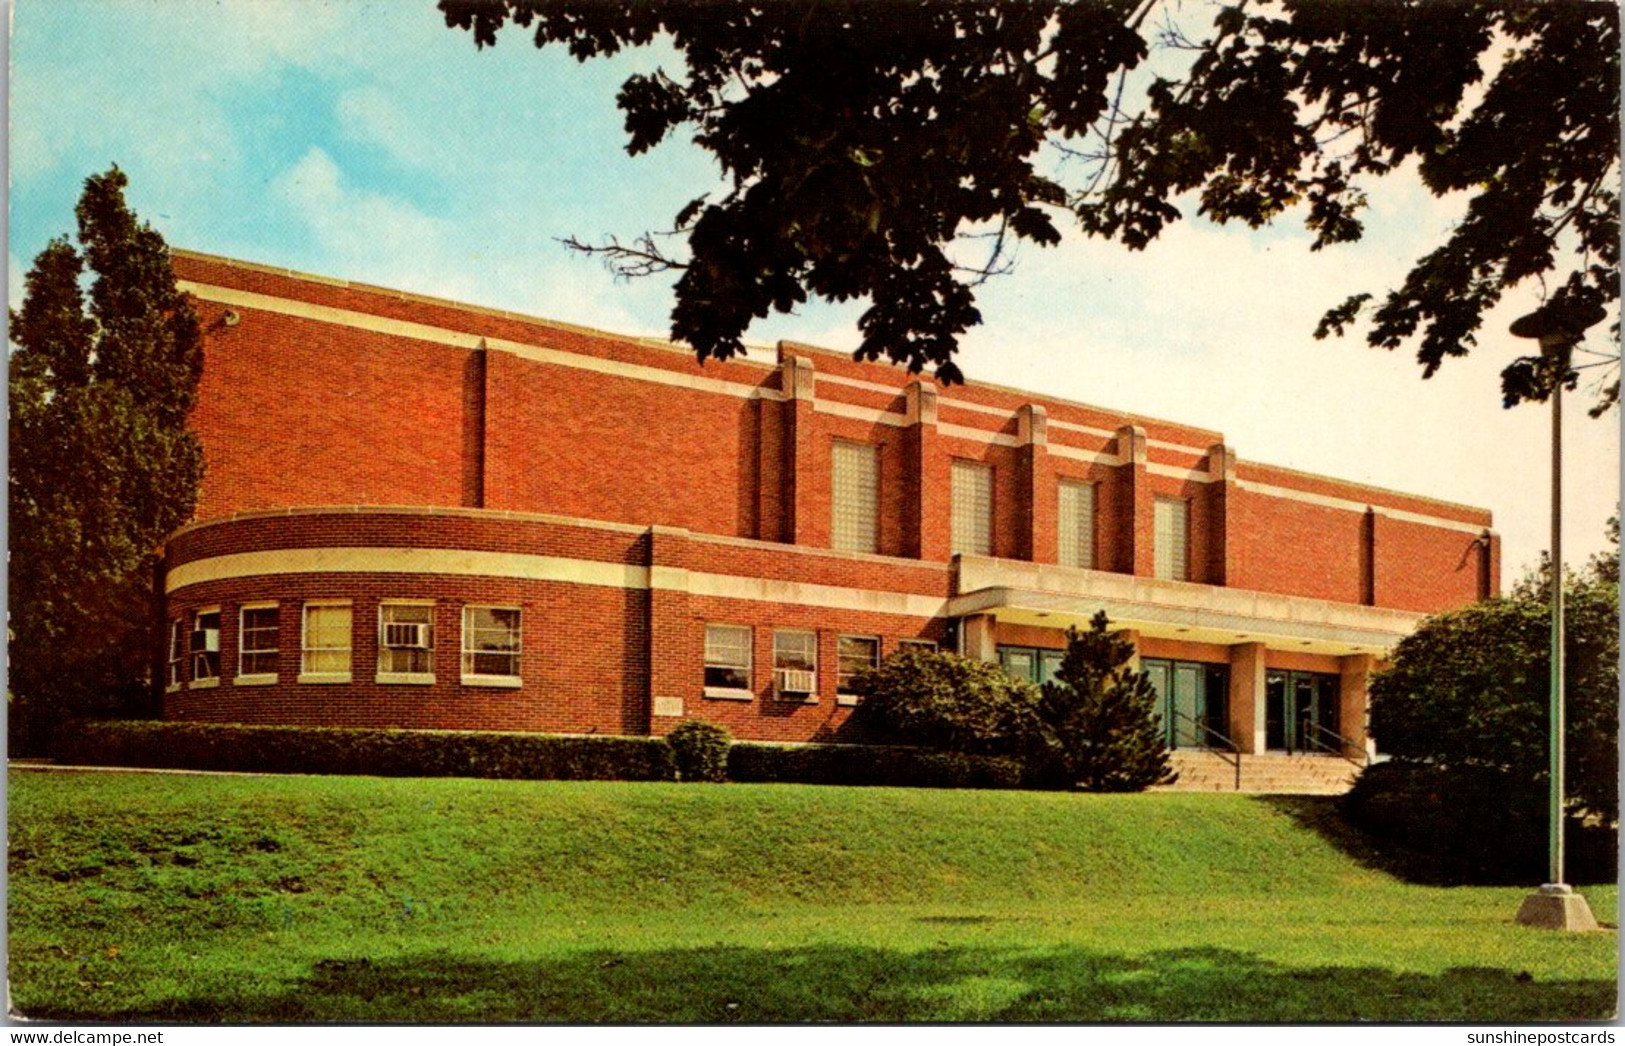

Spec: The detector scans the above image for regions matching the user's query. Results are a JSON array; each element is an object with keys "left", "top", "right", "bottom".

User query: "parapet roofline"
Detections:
[{"left": 169, "top": 246, "right": 1493, "bottom": 523}]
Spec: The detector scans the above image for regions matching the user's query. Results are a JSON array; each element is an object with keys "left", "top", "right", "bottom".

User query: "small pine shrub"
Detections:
[
  {"left": 667, "top": 719, "right": 732, "bottom": 782},
  {"left": 1037, "top": 612, "right": 1177, "bottom": 792}
]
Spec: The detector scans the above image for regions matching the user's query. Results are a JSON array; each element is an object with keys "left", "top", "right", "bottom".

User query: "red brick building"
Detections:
[{"left": 160, "top": 250, "right": 1499, "bottom": 756}]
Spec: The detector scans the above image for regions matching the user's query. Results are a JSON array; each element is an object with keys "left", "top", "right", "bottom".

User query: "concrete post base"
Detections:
[{"left": 1514, "top": 884, "right": 1598, "bottom": 931}]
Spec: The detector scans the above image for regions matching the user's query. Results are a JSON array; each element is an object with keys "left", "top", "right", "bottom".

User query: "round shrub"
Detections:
[
  {"left": 846, "top": 649, "right": 1042, "bottom": 757},
  {"left": 667, "top": 719, "right": 733, "bottom": 782}
]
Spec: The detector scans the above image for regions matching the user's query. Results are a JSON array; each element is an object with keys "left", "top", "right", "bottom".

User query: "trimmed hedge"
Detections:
[
  {"left": 54, "top": 719, "right": 677, "bottom": 782},
  {"left": 728, "top": 740, "right": 1029, "bottom": 789}
]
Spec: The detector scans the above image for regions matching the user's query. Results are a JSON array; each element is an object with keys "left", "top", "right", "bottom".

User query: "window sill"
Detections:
[
  {"left": 703, "top": 687, "right": 754, "bottom": 702},
  {"left": 234, "top": 674, "right": 278, "bottom": 687},
  {"left": 298, "top": 672, "right": 352, "bottom": 685},
  {"left": 165, "top": 683, "right": 182, "bottom": 694},
  {"left": 836, "top": 694, "right": 861, "bottom": 707},
  {"left": 775, "top": 694, "right": 818, "bottom": 704},
  {"left": 377, "top": 672, "right": 436, "bottom": 686},
  {"left": 189, "top": 678, "right": 219, "bottom": 690},
  {"left": 462, "top": 674, "right": 522, "bottom": 689}
]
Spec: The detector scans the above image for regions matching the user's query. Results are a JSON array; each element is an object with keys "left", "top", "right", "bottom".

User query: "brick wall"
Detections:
[{"left": 171, "top": 251, "right": 1498, "bottom": 631}]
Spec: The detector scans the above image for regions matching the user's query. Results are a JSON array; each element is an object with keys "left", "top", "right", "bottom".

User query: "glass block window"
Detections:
[
  {"left": 704, "top": 624, "right": 752, "bottom": 690},
  {"left": 1154, "top": 496, "right": 1190, "bottom": 581},
  {"left": 239, "top": 604, "right": 280, "bottom": 677},
  {"left": 379, "top": 603, "right": 434, "bottom": 675},
  {"left": 1058, "top": 479, "right": 1096, "bottom": 569},
  {"left": 950, "top": 460, "right": 993, "bottom": 556},
  {"left": 462, "top": 606, "right": 522, "bottom": 679},
  {"left": 836, "top": 635, "right": 880, "bottom": 693},
  {"left": 302, "top": 603, "right": 352, "bottom": 675},
  {"left": 191, "top": 608, "right": 221, "bottom": 681},
  {"left": 831, "top": 440, "right": 879, "bottom": 553}
]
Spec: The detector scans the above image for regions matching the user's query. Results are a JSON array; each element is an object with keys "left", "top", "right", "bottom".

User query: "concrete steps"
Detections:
[{"left": 1152, "top": 749, "right": 1362, "bottom": 795}]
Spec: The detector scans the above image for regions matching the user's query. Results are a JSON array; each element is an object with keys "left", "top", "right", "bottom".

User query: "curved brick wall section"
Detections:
[{"left": 163, "top": 509, "right": 953, "bottom": 741}]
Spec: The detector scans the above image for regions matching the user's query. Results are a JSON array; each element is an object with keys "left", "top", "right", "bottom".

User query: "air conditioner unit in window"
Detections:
[
  {"left": 384, "top": 622, "right": 430, "bottom": 649},
  {"left": 774, "top": 668, "right": 816, "bottom": 694},
  {"left": 192, "top": 629, "right": 219, "bottom": 653}
]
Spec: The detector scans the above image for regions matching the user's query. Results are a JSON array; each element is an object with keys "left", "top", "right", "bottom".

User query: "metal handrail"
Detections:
[
  {"left": 1300, "top": 718, "right": 1370, "bottom": 770},
  {"left": 1170, "top": 710, "right": 1243, "bottom": 791}
]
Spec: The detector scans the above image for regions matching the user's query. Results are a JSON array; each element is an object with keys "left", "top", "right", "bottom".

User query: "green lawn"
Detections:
[{"left": 8, "top": 769, "right": 1616, "bottom": 1022}]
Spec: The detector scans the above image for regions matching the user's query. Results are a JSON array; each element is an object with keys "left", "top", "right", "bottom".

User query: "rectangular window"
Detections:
[
  {"left": 301, "top": 602, "right": 352, "bottom": 682},
  {"left": 703, "top": 623, "right": 752, "bottom": 694},
  {"left": 462, "top": 606, "right": 522, "bottom": 686},
  {"left": 836, "top": 635, "right": 880, "bottom": 704},
  {"left": 238, "top": 604, "right": 280, "bottom": 681},
  {"left": 772, "top": 629, "right": 817, "bottom": 698},
  {"left": 950, "top": 460, "right": 994, "bottom": 556},
  {"left": 831, "top": 440, "right": 880, "bottom": 553},
  {"left": 1058, "top": 479, "right": 1096, "bottom": 569},
  {"left": 378, "top": 603, "right": 434, "bottom": 682},
  {"left": 190, "top": 608, "right": 220, "bottom": 685},
  {"left": 167, "top": 620, "right": 186, "bottom": 690},
  {"left": 898, "top": 638, "right": 937, "bottom": 652},
  {"left": 1154, "top": 496, "right": 1190, "bottom": 581}
]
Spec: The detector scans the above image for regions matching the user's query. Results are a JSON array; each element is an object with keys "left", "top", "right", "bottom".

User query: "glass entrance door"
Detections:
[
  {"left": 1143, "top": 658, "right": 1228, "bottom": 749},
  {"left": 1265, "top": 670, "right": 1340, "bottom": 752}
]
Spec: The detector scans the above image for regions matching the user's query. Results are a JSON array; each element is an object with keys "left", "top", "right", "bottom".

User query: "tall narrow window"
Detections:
[
  {"left": 831, "top": 440, "right": 879, "bottom": 553},
  {"left": 167, "top": 620, "right": 186, "bottom": 690},
  {"left": 1154, "top": 496, "right": 1190, "bottom": 581},
  {"left": 1058, "top": 479, "right": 1096, "bottom": 569},
  {"left": 379, "top": 603, "right": 434, "bottom": 681},
  {"left": 301, "top": 602, "right": 353, "bottom": 681},
  {"left": 462, "top": 606, "right": 522, "bottom": 685},
  {"left": 191, "top": 608, "right": 220, "bottom": 684},
  {"left": 703, "top": 623, "right": 752, "bottom": 693},
  {"left": 950, "top": 460, "right": 993, "bottom": 556},
  {"left": 238, "top": 603, "right": 280, "bottom": 681}
]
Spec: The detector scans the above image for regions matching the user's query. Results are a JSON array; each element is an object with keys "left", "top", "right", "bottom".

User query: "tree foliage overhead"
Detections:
[
  {"left": 9, "top": 166, "right": 203, "bottom": 730},
  {"left": 441, "top": 0, "right": 1618, "bottom": 405}
]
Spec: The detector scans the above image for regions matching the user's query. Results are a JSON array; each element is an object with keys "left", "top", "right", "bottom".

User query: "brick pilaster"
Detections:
[
  {"left": 905, "top": 381, "right": 947, "bottom": 561},
  {"left": 1115, "top": 424, "right": 1153, "bottom": 576},
  {"left": 1018, "top": 404, "right": 1053, "bottom": 563},
  {"left": 645, "top": 526, "right": 693, "bottom": 736},
  {"left": 1205, "top": 442, "right": 1236, "bottom": 585}
]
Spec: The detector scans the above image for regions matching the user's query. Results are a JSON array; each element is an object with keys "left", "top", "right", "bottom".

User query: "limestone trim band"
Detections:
[{"left": 166, "top": 546, "right": 952, "bottom": 619}]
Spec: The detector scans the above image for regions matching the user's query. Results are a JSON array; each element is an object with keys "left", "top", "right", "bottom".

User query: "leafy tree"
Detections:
[
  {"left": 847, "top": 648, "right": 1042, "bottom": 757},
  {"left": 1350, "top": 539, "right": 1619, "bottom": 882},
  {"left": 1035, "top": 611, "right": 1176, "bottom": 792},
  {"left": 9, "top": 167, "right": 203, "bottom": 746},
  {"left": 441, "top": 0, "right": 1618, "bottom": 406},
  {"left": 1369, "top": 565, "right": 1618, "bottom": 823}
]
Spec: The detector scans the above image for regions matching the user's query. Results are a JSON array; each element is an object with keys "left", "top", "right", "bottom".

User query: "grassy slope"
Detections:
[{"left": 8, "top": 771, "right": 1617, "bottom": 1022}]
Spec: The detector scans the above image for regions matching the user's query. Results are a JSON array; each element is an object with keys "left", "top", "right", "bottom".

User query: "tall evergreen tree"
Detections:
[
  {"left": 1038, "top": 612, "right": 1176, "bottom": 792},
  {"left": 9, "top": 167, "right": 203, "bottom": 746}
]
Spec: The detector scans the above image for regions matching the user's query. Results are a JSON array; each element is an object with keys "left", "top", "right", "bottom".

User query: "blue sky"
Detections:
[{"left": 10, "top": 0, "right": 1619, "bottom": 578}]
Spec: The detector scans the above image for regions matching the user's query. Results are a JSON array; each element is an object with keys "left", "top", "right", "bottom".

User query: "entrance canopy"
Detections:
[{"left": 947, "top": 555, "right": 1421, "bottom": 659}]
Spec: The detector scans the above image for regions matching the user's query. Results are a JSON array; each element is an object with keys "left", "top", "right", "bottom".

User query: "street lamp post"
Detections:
[{"left": 1509, "top": 302, "right": 1604, "bottom": 932}]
